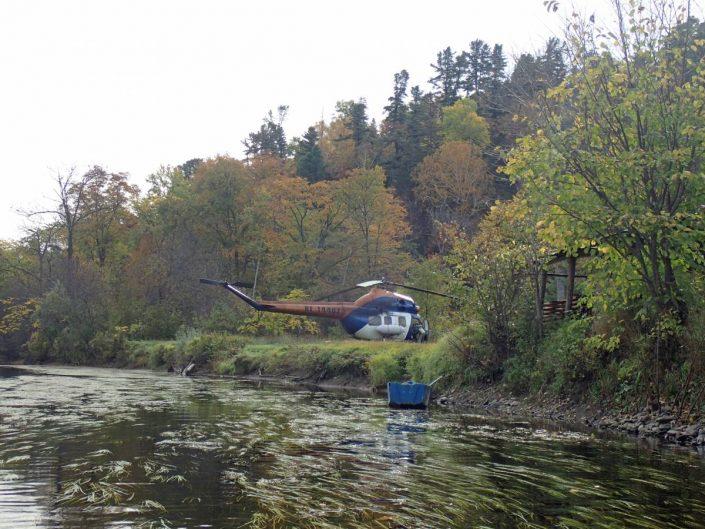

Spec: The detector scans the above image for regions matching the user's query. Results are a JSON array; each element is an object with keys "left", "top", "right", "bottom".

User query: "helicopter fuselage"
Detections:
[{"left": 206, "top": 280, "right": 426, "bottom": 341}]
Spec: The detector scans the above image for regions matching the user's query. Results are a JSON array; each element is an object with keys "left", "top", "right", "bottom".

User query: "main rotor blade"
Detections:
[
  {"left": 356, "top": 280, "right": 384, "bottom": 288},
  {"left": 200, "top": 278, "right": 226, "bottom": 286},
  {"left": 200, "top": 278, "right": 254, "bottom": 289},
  {"left": 230, "top": 281, "right": 254, "bottom": 289},
  {"left": 384, "top": 281, "right": 457, "bottom": 299}
]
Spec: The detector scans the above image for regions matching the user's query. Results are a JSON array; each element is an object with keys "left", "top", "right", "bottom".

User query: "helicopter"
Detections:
[{"left": 199, "top": 278, "right": 453, "bottom": 342}]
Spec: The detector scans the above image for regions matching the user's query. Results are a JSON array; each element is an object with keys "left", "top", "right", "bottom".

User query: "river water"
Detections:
[{"left": 1, "top": 366, "right": 704, "bottom": 529}]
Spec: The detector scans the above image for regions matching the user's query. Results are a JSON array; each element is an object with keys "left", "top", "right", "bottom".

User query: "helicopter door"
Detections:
[{"left": 378, "top": 313, "right": 406, "bottom": 338}]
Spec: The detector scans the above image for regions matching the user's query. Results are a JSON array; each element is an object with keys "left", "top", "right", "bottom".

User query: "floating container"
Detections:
[{"left": 387, "top": 381, "right": 432, "bottom": 409}]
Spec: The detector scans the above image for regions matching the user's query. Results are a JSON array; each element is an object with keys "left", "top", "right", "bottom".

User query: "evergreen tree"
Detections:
[
  {"left": 429, "top": 47, "right": 462, "bottom": 106},
  {"left": 334, "top": 99, "right": 377, "bottom": 168},
  {"left": 243, "top": 106, "right": 289, "bottom": 158},
  {"left": 486, "top": 44, "right": 508, "bottom": 116},
  {"left": 178, "top": 158, "right": 203, "bottom": 179},
  {"left": 407, "top": 86, "right": 441, "bottom": 165},
  {"left": 335, "top": 99, "right": 370, "bottom": 148},
  {"left": 294, "top": 127, "right": 327, "bottom": 182},
  {"left": 541, "top": 37, "right": 566, "bottom": 87},
  {"left": 383, "top": 70, "right": 409, "bottom": 124},
  {"left": 381, "top": 70, "right": 411, "bottom": 188},
  {"left": 462, "top": 39, "right": 492, "bottom": 97}
]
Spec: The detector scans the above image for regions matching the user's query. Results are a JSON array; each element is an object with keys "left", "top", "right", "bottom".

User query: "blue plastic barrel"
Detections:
[{"left": 387, "top": 381, "right": 431, "bottom": 409}]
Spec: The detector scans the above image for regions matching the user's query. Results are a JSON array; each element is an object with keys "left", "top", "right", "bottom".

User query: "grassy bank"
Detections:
[{"left": 124, "top": 330, "right": 480, "bottom": 390}]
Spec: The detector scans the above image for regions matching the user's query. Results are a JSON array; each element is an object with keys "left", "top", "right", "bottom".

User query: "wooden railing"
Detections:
[{"left": 542, "top": 296, "right": 580, "bottom": 321}]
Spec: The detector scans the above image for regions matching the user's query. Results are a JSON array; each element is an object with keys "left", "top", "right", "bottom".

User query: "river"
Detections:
[{"left": 1, "top": 365, "right": 704, "bottom": 528}]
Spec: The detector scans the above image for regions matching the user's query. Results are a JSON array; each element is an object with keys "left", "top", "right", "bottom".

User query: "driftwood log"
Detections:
[{"left": 180, "top": 361, "right": 196, "bottom": 377}]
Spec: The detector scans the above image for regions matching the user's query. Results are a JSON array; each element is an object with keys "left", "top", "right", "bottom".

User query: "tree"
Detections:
[
  {"left": 407, "top": 86, "right": 442, "bottom": 167},
  {"left": 30, "top": 167, "right": 107, "bottom": 286},
  {"left": 263, "top": 176, "right": 347, "bottom": 290},
  {"left": 504, "top": 1, "right": 705, "bottom": 330},
  {"left": 412, "top": 141, "right": 491, "bottom": 233},
  {"left": 243, "top": 106, "right": 289, "bottom": 158},
  {"left": 381, "top": 70, "right": 412, "bottom": 188},
  {"left": 462, "top": 39, "right": 492, "bottom": 97},
  {"left": 447, "top": 205, "right": 532, "bottom": 373},
  {"left": 78, "top": 171, "right": 139, "bottom": 268},
  {"left": 294, "top": 126, "right": 327, "bottom": 182},
  {"left": 178, "top": 158, "right": 203, "bottom": 178},
  {"left": 441, "top": 98, "right": 490, "bottom": 146},
  {"left": 485, "top": 44, "right": 508, "bottom": 119},
  {"left": 19, "top": 224, "right": 60, "bottom": 291},
  {"left": 319, "top": 100, "right": 378, "bottom": 178},
  {"left": 429, "top": 47, "right": 462, "bottom": 106},
  {"left": 540, "top": 37, "right": 565, "bottom": 87},
  {"left": 335, "top": 99, "right": 377, "bottom": 167},
  {"left": 337, "top": 167, "right": 410, "bottom": 276}
]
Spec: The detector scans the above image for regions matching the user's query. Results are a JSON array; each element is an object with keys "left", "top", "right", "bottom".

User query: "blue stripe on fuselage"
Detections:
[{"left": 340, "top": 296, "right": 418, "bottom": 335}]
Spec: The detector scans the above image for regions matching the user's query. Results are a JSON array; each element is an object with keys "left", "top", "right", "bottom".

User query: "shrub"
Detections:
[
  {"left": 137, "top": 304, "right": 182, "bottom": 340},
  {"left": 407, "top": 333, "right": 472, "bottom": 389},
  {"left": 197, "top": 301, "right": 242, "bottom": 333},
  {"left": 368, "top": 349, "right": 408, "bottom": 387},
  {"left": 503, "top": 351, "right": 537, "bottom": 395},
  {"left": 533, "top": 318, "right": 595, "bottom": 395},
  {"left": 178, "top": 333, "right": 249, "bottom": 366},
  {"left": 89, "top": 326, "right": 129, "bottom": 364},
  {"left": 28, "top": 284, "right": 107, "bottom": 364}
]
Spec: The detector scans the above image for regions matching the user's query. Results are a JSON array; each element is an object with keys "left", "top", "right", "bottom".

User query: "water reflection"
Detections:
[{"left": 0, "top": 365, "right": 704, "bottom": 529}]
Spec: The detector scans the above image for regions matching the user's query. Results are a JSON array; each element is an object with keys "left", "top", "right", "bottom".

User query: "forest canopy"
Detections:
[{"left": 2, "top": 0, "right": 705, "bottom": 412}]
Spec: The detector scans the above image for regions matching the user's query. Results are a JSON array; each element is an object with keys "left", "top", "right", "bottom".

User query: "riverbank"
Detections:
[
  {"left": 16, "top": 332, "right": 705, "bottom": 449},
  {"left": 434, "top": 386, "right": 705, "bottom": 449}
]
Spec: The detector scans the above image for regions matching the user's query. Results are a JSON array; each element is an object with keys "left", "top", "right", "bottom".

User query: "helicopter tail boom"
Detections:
[{"left": 200, "top": 278, "right": 354, "bottom": 319}]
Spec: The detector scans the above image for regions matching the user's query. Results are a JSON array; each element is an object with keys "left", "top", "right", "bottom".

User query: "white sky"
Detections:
[{"left": 0, "top": 0, "right": 615, "bottom": 239}]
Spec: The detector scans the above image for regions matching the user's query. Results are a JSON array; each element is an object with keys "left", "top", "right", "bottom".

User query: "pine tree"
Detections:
[
  {"left": 407, "top": 86, "right": 442, "bottom": 168},
  {"left": 383, "top": 70, "right": 409, "bottom": 124},
  {"left": 429, "top": 47, "right": 462, "bottom": 106},
  {"left": 481, "top": 44, "right": 508, "bottom": 122},
  {"left": 295, "top": 127, "right": 327, "bottom": 182},
  {"left": 462, "top": 39, "right": 492, "bottom": 97},
  {"left": 541, "top": 37, "right": 566, "bottom": 87},
  {"left": 243, "top": 106, "right": 289, "bottom": 158},
  {"left": 382, "top": 70, "right": 411, "bottom": 188}
]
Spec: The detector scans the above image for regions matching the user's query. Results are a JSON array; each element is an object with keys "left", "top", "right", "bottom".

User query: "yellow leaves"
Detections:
[
  {"left": 441, "top": 98, "right": 490, "bottom": 147},
  {"left": 412, "top": 141, "right": 490, "bottom": 226},
  {"left": 0, "top": 298, "right": 38, "bottom": 336}
]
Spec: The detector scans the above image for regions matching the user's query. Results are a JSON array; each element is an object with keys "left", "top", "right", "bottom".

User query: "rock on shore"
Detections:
[
  {"left": 592, "top": 406, "right": 704, "bottom": 446},
  {"left": 435, "top": 386, "right": 704, "bottom": 449}
]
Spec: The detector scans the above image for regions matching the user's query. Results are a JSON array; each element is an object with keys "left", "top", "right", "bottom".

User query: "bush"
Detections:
[
  {"left": 28, "top": 284, "right": 107, "bottom": 364},
  {"left": 178, "top": 332, "right": 249, "bottom": 366},
  {"left": 197, "top": 301, "right": 242, "bottom": 333},
  {"left": 136, "top": 304, "right": 182, "bottom": 340},
  {"left": 533, "top": 318, "right": 595, "bottom": 395},
  {"left": 407, "top": 328, "right": 480, "bottom": 388},
  {"left": 503, "top": 351, "right": 537, "bottom": 395},
  {"left": 126, "top": 340, "right": 177, "bottom": 368},
  {"left": 89, "top": 326, "right": 129, "bottom": 364},
  {"left": 368, "top": 349, "right": 408, "bottom": 387}
]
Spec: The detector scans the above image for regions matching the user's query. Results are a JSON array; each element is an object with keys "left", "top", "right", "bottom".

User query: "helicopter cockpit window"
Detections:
[
  {"left": 368, "top": 315, "right": 382, "bottom": 326},
  {"left": 398, "top": 316, "right": 406, "bottom": 327},
  {"left": 384, "top": 315, "right": 392, "bottom": 325}
]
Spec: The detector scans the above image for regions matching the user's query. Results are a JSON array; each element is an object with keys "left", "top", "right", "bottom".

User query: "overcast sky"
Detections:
[{"left": 0, "top": 0, "right": 618, "bottom": 239}]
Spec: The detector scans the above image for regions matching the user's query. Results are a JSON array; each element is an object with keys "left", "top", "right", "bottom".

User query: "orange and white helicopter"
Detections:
[{"left": 200, "top": 278, "right": 453, "bottom": 342}]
